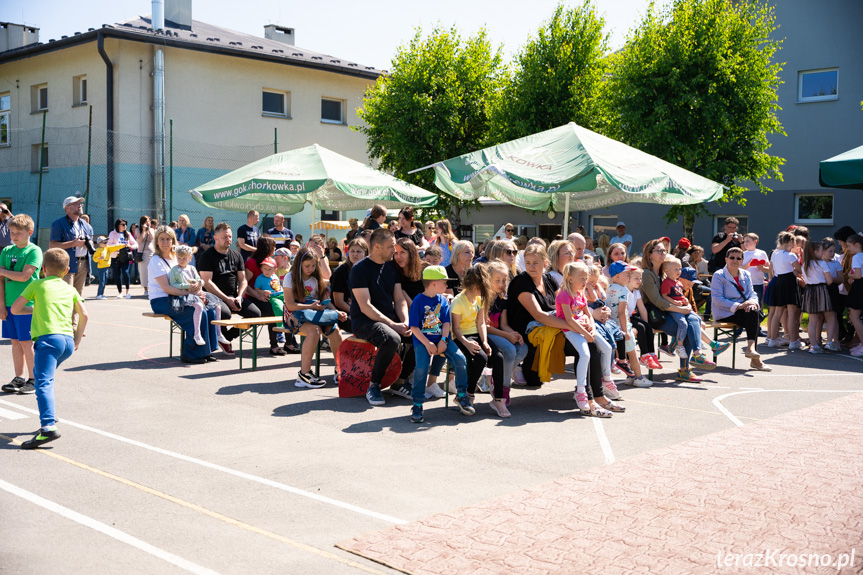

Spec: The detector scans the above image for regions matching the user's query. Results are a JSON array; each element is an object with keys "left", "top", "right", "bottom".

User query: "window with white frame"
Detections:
[
  {"left": 31, "top": 144, "right": 48, "bottom": 173},
  {"left": 321, "top": 98, "right": 345, "bottom": 124},
  {"left": 262, "top": 89, "right": 290, "bottom": 117},
  {"left": 31, "top": 84, "right": 48, "bottom": 113},
  {"left": 713, "top": 216, "right": 748, "bottom": 236},
  {"left": 473, "top": 224, "right": 495, "bottom": 245},
  {"left": 589, "top": 215, "right": 618, "bottom": 241},
  {"left": 798, "top": 68, "right": 838, "bottom": 103},
  {"left": 795, "top": 194, "right": 833, "bottom": 225},
  {"left": 73, "top": 75, "right": 87, "bottom": 106},
  {"left": 320, "top": 210, "right": 341, "bottom": 221},
  {"left": 0, "top": 93, "right": 10, "bottom": 146}
]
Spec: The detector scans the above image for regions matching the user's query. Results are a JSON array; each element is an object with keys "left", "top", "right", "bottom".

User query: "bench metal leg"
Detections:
[{"left": 252, "top": 326, "right": 258, "bottom": 371}]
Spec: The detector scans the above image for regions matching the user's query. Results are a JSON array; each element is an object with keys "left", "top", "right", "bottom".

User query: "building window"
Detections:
[
  {"left": 473, "top": 224, "right": 495, "bottom": 245},
  {"left": 795, "top": 194, "right": 833, "bottom": 225},
  {"left": 262, "top": 89, "right": 290, "bottom": 117},
  {"left": 713, "top": 216, "right": 748, "bottom": 236},
  {"left": 73, "top": 75, "right": 87, "bottom": 106},
  {"left": 320, "top": 210, "right": 340, "bottom": 221},
  {"left": 588, "top": 215, "right": 618, "bottom": 242},
  {"left": 31, "top": 144, "right": 48, "bottom": 173},
  {"left": 798, "top": 68, "right": 838, "bottom": 103},
  {"left": 321, "top": 98, "right": 345, "bottom": 124},
  {"left": 31, "top": 84, "right": 48, "bottom": 113},
  {"left": 0, "top": 93, "right": 10, "bottom": 146}
]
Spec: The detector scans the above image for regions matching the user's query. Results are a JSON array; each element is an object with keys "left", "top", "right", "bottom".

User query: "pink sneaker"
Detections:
[
  {"left": 574, "top": 391, "right": 590, "bottom": 412},
  {"left": 601, "top": 377, "right": 621, "bottom": 400}
]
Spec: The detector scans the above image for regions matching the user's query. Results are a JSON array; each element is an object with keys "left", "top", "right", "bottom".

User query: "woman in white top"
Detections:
[
  {"left": 136, "top": 215, "right": 155, "bottom": 296},
  {"left": 107, "top": 218, "right": 138, "bottom": 299},
  {"left": 148, "top": 226, "right": 218, "bottom": 364},
  {"left": 766, "top": 231, "right": 802, "bottom": 348},
  {"left": 800, "top": 239, "right": 836, "bottom": 353}
]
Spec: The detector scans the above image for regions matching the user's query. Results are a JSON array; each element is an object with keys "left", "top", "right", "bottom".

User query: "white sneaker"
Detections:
[
  {"left": 788, "top": 340, "right": 803, "bottom": 350},
  {"left": 424, "top": 382, "right": 446, "bottom": 399},
  {"left": 808, "top": 345, "right": 825, "bottom": 354},
  {"left": 512, "top": 366, "right": 527, "bottom": 385},
  {"left": 116, "top": 293, "right": 124, "bottom": 298},
  {"left": 767, "top": 338, "right": 784, "bottom": 348},
  {"left": 125, "top": 293, "right": 132, "bottom": 299},
  {"left": 217, "top": 333, "right": 230, "bottom": 345},
  {"left": 631, "top": 376, "right": 653, "bottom": 388},
  {"left": 675, "top": 345, "right": 688, "bottom": 358},
  {"left": 95, "top": 295, "right": 106, "bottom": 300},
  {"left": 193, "top": 335, "right": 206, "bottom": 346}
]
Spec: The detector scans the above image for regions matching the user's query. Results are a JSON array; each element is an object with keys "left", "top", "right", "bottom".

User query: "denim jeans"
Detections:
[
  {"left": 487, "top": 333, "right": 527, "bottom": 391},
  {"left": 96, "top": 267, "right": 109, "bottom": 297},
  {"left": 667, "top": 311, "right": 688, "bottom": 343},
  {"left": 150, "top": 296, "right": 218, "bottom": 359},
  {"left": 659, "top": 311, "right": 702, "bottom": 360},
  {"left": 412, "top": 338, "right": 467, "bottom": 405},
  {"left": 33, "top": 334, "right": 75, "bottom": 427}
]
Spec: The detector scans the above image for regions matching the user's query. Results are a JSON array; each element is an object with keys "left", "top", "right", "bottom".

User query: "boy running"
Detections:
[{"left": 11, "top": 248, "right": 88, "bottom": 449}]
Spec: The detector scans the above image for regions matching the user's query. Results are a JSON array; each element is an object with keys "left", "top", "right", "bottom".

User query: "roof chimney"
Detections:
[
  {"left": 0, "top": 22, "right": 40, "bottom": 52},
  {"left": 152, "top": 0, "right": 165, "bottom": 30},
  {"left": 264, "top": 25, "right": 295, "bottom": 46},
  {"left": 165, "top": 0, "right": 192, "bottom": 30}
]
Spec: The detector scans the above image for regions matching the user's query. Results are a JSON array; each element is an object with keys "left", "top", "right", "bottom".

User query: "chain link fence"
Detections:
[{"left": 0, "top": 121, "right": 275, "bottom": 241}]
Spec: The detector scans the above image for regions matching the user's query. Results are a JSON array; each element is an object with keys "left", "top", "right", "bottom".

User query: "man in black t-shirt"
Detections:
[
  {"left": 709, "top": 217, "right": 742, "bottom": 273},
  {"left": 198, "top": 222, "right": 262, "bottom": 354},
  {"left": 236, "top": 210, "right": 260, "bottom": 255},
  {"left": 349, "top": 228, "right": 410, "bottom": 406}
]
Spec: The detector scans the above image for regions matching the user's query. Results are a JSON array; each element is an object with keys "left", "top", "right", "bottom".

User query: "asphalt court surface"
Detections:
[{"left": 1, "top": 283, "right": 861, "bottom": 574}]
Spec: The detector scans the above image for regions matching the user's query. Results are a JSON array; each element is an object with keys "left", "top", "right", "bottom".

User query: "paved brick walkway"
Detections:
[{"left": 338, "top": 393, "right": 863, "bottom": 574}]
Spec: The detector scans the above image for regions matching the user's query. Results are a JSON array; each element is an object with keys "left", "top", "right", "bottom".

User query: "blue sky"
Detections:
[{"left": 1, "top": 0, "right": 671, "bottom": 70}]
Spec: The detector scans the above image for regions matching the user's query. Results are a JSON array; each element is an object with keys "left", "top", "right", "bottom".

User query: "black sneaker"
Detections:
[
  {"left": 2, "top": 377, "right": 25, "bottom": 393},
  {"left": 386, "top": 381, "right": 413, "bottom": 399},
  {"left": 455, "top": 393, "right": 476, "bottom": 416},
  {"left": 21, "top": 427, "right": 61, "bottom": 449},
  {"left": 615, "top": 359, "right": 636, "bottom": 378},
  {"left": 366, "top": 383, "right": 385, "bottom": 406},
  {"left": 17, "top": 379, "right": 35, "bottom": 394},
  {"left": 204, "top": 355, "right": 218, "bottom": 363},
  {"left": 410, "top": 404, "right": 424, "bottom": 423},
  {"left": 295, "top": 371, "right": 326, "bottom": 388}
]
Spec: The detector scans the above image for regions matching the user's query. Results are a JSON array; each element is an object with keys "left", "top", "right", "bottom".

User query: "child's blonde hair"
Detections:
[
  {"left": 175, "top": 245, "right": 194, "bottom": 258},
  {"left": 485, "top": 261, "right": 510, "bottom": 291},
  {"left": 561, "top": 261, "right": 590, "bottom": 299},
  {"left": 7, "top": 214, "right": 34, "bottom": 233},
  {"left": 43, "top": 248, "right": 70, "bottom": 276},
  {"left": 597, "top": 275, "right": 610, "bottom": 290},
  {"left": 660, "top": 255, "right": 682, "bottom": 278}
]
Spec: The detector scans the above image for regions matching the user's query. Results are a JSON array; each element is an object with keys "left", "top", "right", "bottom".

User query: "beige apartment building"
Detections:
[{"left": 0, "top": 3, "right": 381, "bottom": 237}]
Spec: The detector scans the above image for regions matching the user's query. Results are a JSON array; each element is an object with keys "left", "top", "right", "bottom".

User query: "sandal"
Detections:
[
  {"left": 598, "top": 400, "right": 626, "bottom": 413},
  {"left": 744, "top": 350, "right": 761, "bottom": 359},
  {"left": 750, "top": 359, "right": 772, "bottom": 371},
  {"left": 270, "top": 347, "right": 287, "bottom": 356},
  {"left": 584, "top": 404, "right": 613, "bottom": 418}
]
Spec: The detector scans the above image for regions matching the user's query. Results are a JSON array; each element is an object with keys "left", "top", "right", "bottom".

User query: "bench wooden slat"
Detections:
[
  {"left": 142, "top": 312, "right": 173, "bottom": 320},
  {"left": 211, "top": 316, "right": 281, "bottom": 328}
]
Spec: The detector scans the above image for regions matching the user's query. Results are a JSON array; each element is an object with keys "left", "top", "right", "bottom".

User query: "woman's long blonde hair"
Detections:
[{"left": 434, "top": 219, "right": 456, "bottom": 247}]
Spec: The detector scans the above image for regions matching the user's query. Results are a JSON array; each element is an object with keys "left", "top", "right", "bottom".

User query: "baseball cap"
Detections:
[
  {"left": 608, "top": 261, "right": 637, "bottom": 277},
  {"left": 616, "top": 221, "right": 626, "bottom": 227},
  {"left": 63, "top": 195, "right": 85, "bottom": 208},
  {"left": 677, "top": 237, "right": 691, "bottom": 249},
  {"left": 422, "top": 265, "right": 448, "bottom": 280},
  {"left": 96, "top": 235, "right": 108, "bottom": 243},
  {"left": 289, "top": 241, "right": 300, "bottom": 248},
  {"left": 274, "top": 247, "right": 290, "bottom": 256},
  {"left": 261, "top": 257, "right": 276, "bottom": 268},
  {"left": 680, "top": 267, "right": 702, "bottom": 284}
]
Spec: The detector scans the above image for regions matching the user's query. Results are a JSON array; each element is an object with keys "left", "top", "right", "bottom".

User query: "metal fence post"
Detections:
[
  {"left": 169, "top": 118, "right": 174, "bottom": 223},
  {"left": 35, "top": 110, "right": 47, "bottom": 232}
]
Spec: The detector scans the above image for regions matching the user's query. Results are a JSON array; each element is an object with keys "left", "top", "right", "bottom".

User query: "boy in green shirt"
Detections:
[
  {"left": 0, "top": 214, "right": 42, "bottom": 394},
  {"left": 11, "top": 248, "right": 88, "bottom": 449}
]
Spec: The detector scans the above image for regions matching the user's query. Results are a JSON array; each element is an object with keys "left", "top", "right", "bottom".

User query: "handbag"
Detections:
[
  {"left": 134, "top": 250, "right": 144, "bottom": 263},
  {"left": 728, "top": 273, "right": 766, "bottom": 320},
  {"left": 646, "top": 305, "right": 666, "bottom": 329}
]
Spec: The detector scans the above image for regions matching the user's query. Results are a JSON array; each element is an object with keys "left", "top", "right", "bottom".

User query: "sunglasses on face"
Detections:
[
  {"left": 727, "top": 256, "right": 743, "bottom": 261},
  {"left": 653, "top": 249, "right": 667, "bottom": 254},
  {"left": 504, "top": 249, "right": 517, "bottom": 255}
]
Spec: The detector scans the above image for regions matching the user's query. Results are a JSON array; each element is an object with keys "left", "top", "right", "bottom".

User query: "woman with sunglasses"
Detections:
[
  {"left": 710, "top": 247, "right": 771, "bottom": 371},
  {"left": 640, "top": 238, "right": 707, "bottom": 382},
  {"left": 107, "top": 218, "right": 138, "bottom": 299}
]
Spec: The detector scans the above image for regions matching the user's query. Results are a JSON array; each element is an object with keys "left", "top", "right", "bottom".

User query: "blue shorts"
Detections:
[{"left": 2, "top": 307, "right": 33, "bottom": 341}]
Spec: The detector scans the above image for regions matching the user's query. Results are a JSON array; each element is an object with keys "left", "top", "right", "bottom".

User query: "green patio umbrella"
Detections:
[
  {"left": 190, "top": 144, "right": 438, "bottom": 214},
  {"left": 820, "top": 144, "right": 863, "bottom": 189},
  {"left": 424, "top": 122, "right": 724, "bottom": 235}
]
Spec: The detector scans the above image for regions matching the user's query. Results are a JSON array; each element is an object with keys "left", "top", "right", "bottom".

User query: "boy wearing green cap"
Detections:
[{"left": 408, "top": 265, "right": 473, "bottom": 423}]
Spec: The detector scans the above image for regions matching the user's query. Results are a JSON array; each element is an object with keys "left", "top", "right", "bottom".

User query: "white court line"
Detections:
[
  {"left": 0, "top": 399, "right": 407, "bottom": 525},
  {"left": 592, "top": 418, "right": 615, "bottom": 464},
  {"left": 0, "top": 478, "right": 219, "bottom": 575},
  {"left": 712, "top": 389, "right": 863, "bottom": 427},
  {"left": 0, "top": 406, "right": 28, "bottom": 420}
]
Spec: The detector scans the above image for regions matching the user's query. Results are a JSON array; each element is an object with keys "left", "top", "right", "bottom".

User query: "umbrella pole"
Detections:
[{"left": 563, "top": 194, "right": 570, "bottom": 237}]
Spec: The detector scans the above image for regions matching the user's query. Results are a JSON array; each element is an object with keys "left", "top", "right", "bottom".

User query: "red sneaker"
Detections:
[
  {"left": 647, "top": 354, "right": 663, "bottom": 370},
  {"left": 219, "top": 341, "right": 235, "bottom": 357}
]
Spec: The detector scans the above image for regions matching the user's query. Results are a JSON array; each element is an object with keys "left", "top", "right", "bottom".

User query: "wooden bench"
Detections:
[
  {"left": 211, "top": 316, "right": 282, "bottom": 371},
  {"left": 142, "top": 312, "right": 185, "bottom": 359},
  {"left": 702, "top": 321, "right": 740, "bottom": 368}
]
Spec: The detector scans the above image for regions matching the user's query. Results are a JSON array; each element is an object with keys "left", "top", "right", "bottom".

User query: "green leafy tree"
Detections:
[
  {"left": 491, "top": 1, "right": 609, "bottom": 142},
  {"left": 356, "top": 27, "right": 504, "bottom": 223},
  {"left": 604, "top": 0, "right": 785, "bottom": 237}
]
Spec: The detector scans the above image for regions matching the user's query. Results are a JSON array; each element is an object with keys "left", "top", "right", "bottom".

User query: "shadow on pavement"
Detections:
[{"left": 65, "top": 358, "right": 186, "bottom": 372}]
